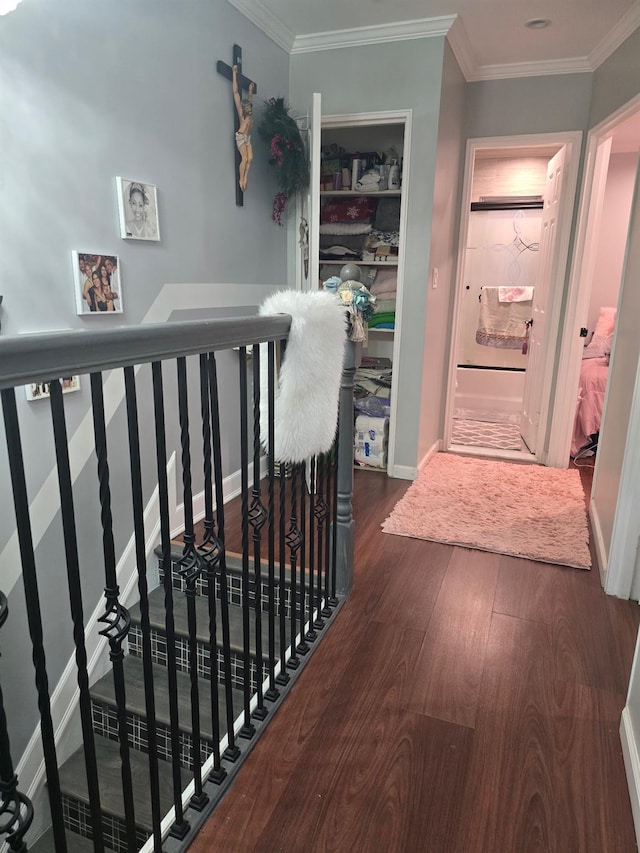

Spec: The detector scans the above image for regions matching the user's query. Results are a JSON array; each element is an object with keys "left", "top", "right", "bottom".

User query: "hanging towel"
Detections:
[
  {"left": 259, "top": 290, "right": 347, "bottom": 463},
  {"left": 498, "top": 286, "right": 535, "bottom": 303},
  {"left": 476, "top": 286, "right": 531, "bottom": 349}
]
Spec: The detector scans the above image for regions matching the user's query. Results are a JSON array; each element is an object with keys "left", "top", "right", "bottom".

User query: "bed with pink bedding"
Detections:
[
  {"left": 571, "top": 355, "right": 609, "bottom": 457},
  {"left": 570, "top": 306, "right": 616, "bottom": 457}
]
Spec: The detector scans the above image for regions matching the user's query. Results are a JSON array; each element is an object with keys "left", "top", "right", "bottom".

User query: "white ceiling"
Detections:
[{"left": 228, "top": 0, "right": 640, "bottom": 81}]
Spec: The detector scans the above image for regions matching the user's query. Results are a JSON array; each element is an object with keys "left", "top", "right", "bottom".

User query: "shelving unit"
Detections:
[{"left": 316, "top": 119, "right": 406, "bottom": 476}]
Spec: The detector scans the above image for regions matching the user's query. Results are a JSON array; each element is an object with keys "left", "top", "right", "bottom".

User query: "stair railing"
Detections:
[{"left": 0, "top": 317, "right": 354, "bottom": 852}]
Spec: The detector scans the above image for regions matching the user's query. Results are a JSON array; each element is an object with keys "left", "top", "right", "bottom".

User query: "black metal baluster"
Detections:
[
  {"left": 197, "top": 354, "right": 226, "bottom": 784},
  {"left": 238, "top": 349, "right": 255, "bottom": 740},
  {"left": 123, "top": 366, "right": 163, "bottom": 851},
  {"left": 1, "top": 388, "right": 66, "bottom": 852},
  {"left": 303, "top": 457, "right": 316, "bottom": 645},
  {"left": 286, "top": 465, "right": 301, "bottom": 671},
  {"left": 151, "top": 362, "right": 190, "bottom": 841},
  {"left": 207, "top": 354, "right": 240, "bottom": 763},
  {"left": 176, "top": 358, "right": 209, "bottom": 811},
  {"left": 275, "top": 463, "right": 289, "bottom": 688},
  {"left": 322, "top": 449, "right": 334, "bottom": 617},
  {"left": 249, "top": 348, "right": 267, "bottom": 721},
  {"left": 49, "top": 379, "right": 105, "bottom": 852},
  {"left": 0, "top": 592, "right": 34, "bottom": 853},
  {"left": 264, "top": 342, "right": 279, "bottom": 702},
  {"left": 329, "top": 441, "right": 339, "bottom": 606},
  {"left": 297, "top": 462, "right": 310, "bottom": 655},
  {"left": 90, "top": 372, "right": 137, "bottom": 852},
  {"left": 314, "top": 453, "right": 327, "bottom": 629}
]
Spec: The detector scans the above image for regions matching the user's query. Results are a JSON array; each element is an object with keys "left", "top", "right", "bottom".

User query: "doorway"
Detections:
[{"left": 445, "top": 133, "right": 582, "bottom": 462}]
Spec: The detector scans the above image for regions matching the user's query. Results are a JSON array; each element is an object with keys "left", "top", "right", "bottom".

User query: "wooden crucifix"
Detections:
[{"left": 217, "top": 44, "right": 257, "bottom": 207}]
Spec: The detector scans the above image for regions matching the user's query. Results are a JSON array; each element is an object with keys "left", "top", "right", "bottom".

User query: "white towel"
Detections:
[
  {"left": 476, "top": 287, "right": 531, "bottom": 349},
  {"left": 498, "top": 286, "right": 534, "bottom": 303}
]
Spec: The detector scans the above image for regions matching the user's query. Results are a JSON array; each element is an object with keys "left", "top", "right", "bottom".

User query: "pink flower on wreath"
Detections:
[{"left": 272, "top": 191, "right": 286, "bottom": 225}]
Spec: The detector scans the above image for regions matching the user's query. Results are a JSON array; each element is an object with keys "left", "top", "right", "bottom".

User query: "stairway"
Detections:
[{"left": 30, "top": 545, "right": 279, "bottom": 853}]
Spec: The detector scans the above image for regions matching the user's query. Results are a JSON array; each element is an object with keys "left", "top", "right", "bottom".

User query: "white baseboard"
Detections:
[
  {"left": 16, "top": 452, "right": 265, "bottom": 825},
  {"left": 417, "top": 440, "right": 441, "bottom": 473},
  {"left": 391, "top": 464, "right": 418, "bottom": 480},
  {"left": 589, "top": 498, "right": 608, "bottom": 585},
  {"left": 621, "top": 707, "right": 640, "bottom": 848}
]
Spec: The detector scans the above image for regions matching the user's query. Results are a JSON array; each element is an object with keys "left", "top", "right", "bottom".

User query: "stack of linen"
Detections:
[
  {"left": 368, "top": 269, "right": 397, "bottom": 330},
  {"left": 319, "top": 196, "right": 378, "bottom": 261}
]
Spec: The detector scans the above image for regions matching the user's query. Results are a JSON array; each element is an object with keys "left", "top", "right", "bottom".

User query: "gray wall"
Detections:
[
  {"left": 0, "top": 0, "right": 288, "bottom": 762},
  {"left": 291, "top": 37, "right": 446, "bottom": 473},
  {"left": 418, "top": 41, "right": 466, "bottom": 460},
  {"left": 590, "top": 27, "right": 640, "bottom": 129},
  {"left": 465, "top": 73, "right": 593, "bottom": 139}
]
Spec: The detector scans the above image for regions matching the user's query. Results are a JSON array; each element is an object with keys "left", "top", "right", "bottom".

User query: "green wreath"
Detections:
[{"left": 257, "top": 97, "right": 309, "bottom": 225}]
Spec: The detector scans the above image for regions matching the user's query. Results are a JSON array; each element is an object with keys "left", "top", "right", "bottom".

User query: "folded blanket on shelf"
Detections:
[
  {"left": 369, "top": 312, "right": 395, "bottom": 328},
  {"left": 321, "top": 196, "right": 377, "bottom": 224},
  {"left": 374, "top": 298, "right": 396, "bottom": 314},
  {"left": 319, "top": 222, "right": 372, "bottom": 235}
]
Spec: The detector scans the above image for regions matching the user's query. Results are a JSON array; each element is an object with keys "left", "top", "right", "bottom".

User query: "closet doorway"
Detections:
[{"left": 444, "top": 132, "right": 581, "bottom": 462}]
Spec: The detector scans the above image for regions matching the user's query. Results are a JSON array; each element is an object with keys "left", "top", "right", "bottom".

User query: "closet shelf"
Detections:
[
  {"left": 320, "top": 259, "right": 398, "bottom": 267},
  {"left": 320, "top": 190, "right": 401, "bottom": 198}
]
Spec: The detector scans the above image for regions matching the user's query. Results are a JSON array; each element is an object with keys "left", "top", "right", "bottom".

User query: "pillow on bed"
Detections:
[{"left": 586, "top": 306, "right": 616, "bottom": 354}]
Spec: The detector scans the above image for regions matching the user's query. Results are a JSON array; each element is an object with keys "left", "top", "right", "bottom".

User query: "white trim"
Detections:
[
  {"left": 444, "top": 132, "right": 581, "bottom": 467},
  {"left": 589, "top": 498, "right": 608, "bottom": 587},
  {"left": 546, "top": 134, "right": 612, "bottom": 468},
  {"left": 621, "top": 706, "right": 640, "bottom": 848},
  {"left": 225, "top": 0, "right": 295, "bottom": 52},
  {"left": 449, "top": 444, "right": 536, "bottom": 464},
  {"left": 417, "top": 440, "right": 441, "bottom": 473},
  {"left": 467, "top": 56, "right": 592, "bottom": 82},
  {"left": 391, "top": 464, "right": 418, "bottom": 481},
  {"left": 445, "top": 16, "right": 476, "bottom": 82},
  {"left": 290, "top": 15, "right": 456, "bottom": 55},
  {"left": 589, "top": 3, "right": 640, "bottom": 71}
]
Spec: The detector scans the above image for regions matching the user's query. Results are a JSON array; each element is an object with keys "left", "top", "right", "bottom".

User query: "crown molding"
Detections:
[
  {"left": 589, "top": 1, "right": 640, "bottom": 70},
  {"left": 466, "top": 55, "right": 593, "bottom": 82},
  {"left": 290, "top": 15, "right": 456, "bottom": 55},
  {"left": 226, "top": 0, "right": 295, "bottom": 53},
  {"left": 445, "top": 15, "right": 477, "bottom": 81}
]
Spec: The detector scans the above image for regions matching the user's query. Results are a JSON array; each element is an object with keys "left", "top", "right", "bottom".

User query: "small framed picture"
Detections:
[
  {"left": 116, "top": 177, "right": 160, "bottom": 241},
  {"left": 73, "top": 252, "right": 122, "bottom": 315},
  {"left": 26, "top": 376, "right": 81, "bottom": 402}
]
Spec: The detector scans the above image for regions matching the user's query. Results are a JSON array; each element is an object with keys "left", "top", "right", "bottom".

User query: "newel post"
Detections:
[{"left": 334, "top": 339, "right": 359, "bottom": 595}]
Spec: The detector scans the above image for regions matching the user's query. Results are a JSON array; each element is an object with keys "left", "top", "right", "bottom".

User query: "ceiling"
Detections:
[{"left": 228, "top": 0, "right": 640, "bottom": 81}]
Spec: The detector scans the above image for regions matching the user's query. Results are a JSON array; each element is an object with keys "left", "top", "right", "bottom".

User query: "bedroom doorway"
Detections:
[{"left": 445, "top": 132, "right": 582, "bottom": 462}]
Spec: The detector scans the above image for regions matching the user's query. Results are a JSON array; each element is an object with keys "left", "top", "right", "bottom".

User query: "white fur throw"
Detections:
[{"left": 259, "top": 290, "right": 347, "bottom": 463}]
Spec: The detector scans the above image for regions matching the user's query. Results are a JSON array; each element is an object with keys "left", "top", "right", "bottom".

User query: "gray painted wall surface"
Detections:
[
  {"left": 418, "top": 41, "right": 465, "bottom": 461},
  {"left": 0, "top": 0, "right": 288, "bottom": 760},
  {"left": 464, "top": 73, "right": 593, "bottom": 139},
  {"left": 291, "top": 37, "right": 446, "bottom": 472},
  {"left": 589, "top": 27, "right": 640, "bottom": 130}
]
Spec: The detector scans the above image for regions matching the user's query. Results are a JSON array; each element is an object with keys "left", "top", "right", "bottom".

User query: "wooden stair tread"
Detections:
[
  {"left": 91, "top": 655, "right": 243, "bottom": 741},
  {"left": 57, "top": 735, "right": 189, "bottom": 833},
  {"left": 128, "top": 586, "right": 280, "bottom": 657}
]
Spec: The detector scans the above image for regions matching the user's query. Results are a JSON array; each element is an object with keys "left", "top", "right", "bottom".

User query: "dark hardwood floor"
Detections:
[{"left": 190, "top": 458, "right": 640, "bottom": 852}]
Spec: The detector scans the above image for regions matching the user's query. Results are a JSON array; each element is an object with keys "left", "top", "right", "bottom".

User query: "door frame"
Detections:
[
  {"left": 444, "top": 131, "right": 582, "bottom": 462},
  {"left": 547, "top": 92, "right": 640, "bottom": 468}
]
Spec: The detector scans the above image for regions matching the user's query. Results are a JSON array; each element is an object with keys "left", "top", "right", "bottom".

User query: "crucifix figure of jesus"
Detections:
[
  {"left": 233, "top": 64, "right": 256, "bottom": 193},
  {"left": 217, "top": 45, "right": 257, "bottom": 206}
]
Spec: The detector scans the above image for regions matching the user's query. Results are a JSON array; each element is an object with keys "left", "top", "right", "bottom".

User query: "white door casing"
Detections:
[{"left": 520, "top": 145, "right": 567, "bottom": 455}]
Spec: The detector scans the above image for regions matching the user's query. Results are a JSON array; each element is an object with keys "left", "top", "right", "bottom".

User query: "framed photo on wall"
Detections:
[
  {"left": 73, "top": 251, "right": 122, "bottom": 315},
  {"left": 26, "top": 376, "right": 81, "bottom": 402},
  {"left": 116, "top": 177, "right": 160, "bottom": 241}
]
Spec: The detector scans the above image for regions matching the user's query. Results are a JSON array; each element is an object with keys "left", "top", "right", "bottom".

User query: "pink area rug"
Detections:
[{"left": 382, "top": 453, "right": 591, "bottom": 569}]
